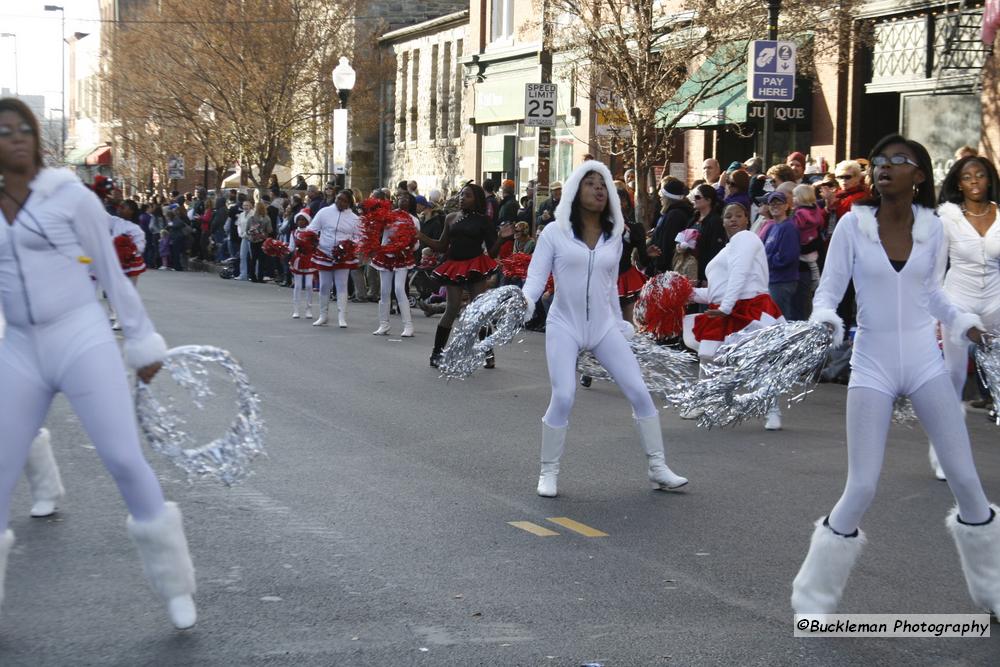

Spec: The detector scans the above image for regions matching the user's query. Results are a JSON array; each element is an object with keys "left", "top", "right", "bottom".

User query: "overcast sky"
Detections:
[{"left": 0, "top": 1, "right": 99, "bottom": 116}]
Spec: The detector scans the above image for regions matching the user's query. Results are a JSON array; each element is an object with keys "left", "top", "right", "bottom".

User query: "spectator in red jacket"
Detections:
[{"left": 830, "top": 160, "right": 868, "bottom": 221}]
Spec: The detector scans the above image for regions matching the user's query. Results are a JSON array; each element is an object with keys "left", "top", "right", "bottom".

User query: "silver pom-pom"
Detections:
[
  {"left": 674, "top": 320, "right": 834, "bottom": 428},
  {"left": 975, "top": 334, "right": 1000, "bottom": 426},
  {"left": 892, "top": 397, "right": 918, "bottom": 426},
  {"left": 577, "top": 334, "right": 697, "bottom": 400},
  {"left": 438, "top": 285, "right": 527, "bottom": 379},
  {"left": 135, "top": 345, "right": 266, "bottom": 485}
]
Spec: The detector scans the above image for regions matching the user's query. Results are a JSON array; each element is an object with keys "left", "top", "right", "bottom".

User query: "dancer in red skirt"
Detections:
[
  {"left": 681, "top": 203, "right": 786, "bottom": 429},
  {"left": 288, "top": 209, "right": 318, "bottom": 319},
  {"left": 419, "top": 183, "right": 508, "bottom": 367}
]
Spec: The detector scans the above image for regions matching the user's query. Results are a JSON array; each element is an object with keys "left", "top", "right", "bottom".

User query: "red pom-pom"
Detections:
[
  {"left": 358, "top": 199, "right": 417, "bottom": 269},
  {"left": 330, "top": 239, "right": 357, "bottom": 264},
  {"left": 634, "top": 271, "right": 694, "bottom": 338},
  {"left": 114, "top": 234, "right": 138, "bottom": 264},
  {"left": 499, "top": 252, "right": 532, "bottom": 280},
  {"left": 262, "top": 238, "right": 290, "bottom": 257}
]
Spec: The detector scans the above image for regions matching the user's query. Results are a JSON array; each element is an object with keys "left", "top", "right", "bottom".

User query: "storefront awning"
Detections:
[
  {"left": 66, "top": 144, "right": 100, "bottom": 166},
  {"left": 85, "top": 146, "right": 111, "bottom": 166},
  {"left": 657, "top": 36, "right": 812, "bottom": 130}
]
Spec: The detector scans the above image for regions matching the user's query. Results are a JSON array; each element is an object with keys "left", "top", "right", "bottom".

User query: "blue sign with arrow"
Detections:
[{"left": 747, "top": 40, "right": 796, "bottom": 102}]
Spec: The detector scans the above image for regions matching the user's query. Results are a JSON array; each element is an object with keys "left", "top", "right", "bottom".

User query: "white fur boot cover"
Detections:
[
  {"left": 25, "top": 429, "right": 65, "bottom": 514},
  {"left": 127, "top": 502, "right": 196, "bottom": 602},
  {"left": 791, "top": 518, "right": 866, "bottom": 614},
  {"left": 0, "top": 530, "right": 13, "bottom": 615},
  {"left": 946, "top": 504, "right": 1000, "bottom": 614}
]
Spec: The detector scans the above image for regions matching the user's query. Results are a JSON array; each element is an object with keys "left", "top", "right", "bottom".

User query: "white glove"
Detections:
[
  {"left": 618, "top": 319, "right": 635, "bottom": 340},
  {"left": 522, "top": 291, "right": 536, "bottom": 323}
]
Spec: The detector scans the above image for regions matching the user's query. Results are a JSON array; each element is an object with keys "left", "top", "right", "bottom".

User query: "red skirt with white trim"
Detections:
[
  {"left": 683, "top": 293, "right": 784, "bottom": 357},
  {"left": 617, "top": 266, "right": 647, "bottom": 298},
  {"left": 121, "top": 255, "right": 146, "bottom": 277},
  {"left": 289, "top": 253, "right": 316, "bottom": 275},
  {"left": 432, "top": 254, "right": 498, "bottom": 285}
]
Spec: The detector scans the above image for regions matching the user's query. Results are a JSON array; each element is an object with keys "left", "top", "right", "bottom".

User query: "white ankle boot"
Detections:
[
  {"left": 25, "top": 429, "right": 64, "bottom": 518},
  {"left": 401, "top": 322, "right": 414, "bottom": 337},
  {"left": 312, "top": 307, "right": 328, "bottom": 326},
  {"left": 291, "top": 306, "right": 300, "bottom": 319},
  {"left": 305, "top": 304, "right": 313, "bottom": 319},
  {"left": 634, "top": 414, "right": 688, "bottom": 490},
  {"left": 929, "top": 444, "right": 946, "bottom": 481},
  {"left": 337, "top": 296, "right": 348, "bottom": 328},
  {"left": 373, "top": 322, "right": 391, "bottom": 335},
  {"left": 947, "top": 504, "right": 1000, "bottom": 615},
  {"left": 764, "top": 403, "right": 782, "bottom": 431},
  {"left": 537, "top": 422, "right": 567, "bottom": 497},
  {"left": 791, "top": 517, "right": 866, "bottom": 613},
  {"left": 0, "top": 530, "right": 13, "bottom": 616},
  {"left": 127, "top": 502, "right": 197, "bottom": 629}
]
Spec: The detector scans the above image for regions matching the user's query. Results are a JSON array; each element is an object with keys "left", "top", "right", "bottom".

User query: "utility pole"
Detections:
[
  {"left": 761, "top": 0, "right": 781, "bottom": 167},
  {"left": 534, "top": 0, "right": 553, "bottom": 235},
  {"left": 44, "top": 5, "right": 66, "bottom": 162},
  {"left": 0, "top": 34, "right": 18, "bottom": 95}
]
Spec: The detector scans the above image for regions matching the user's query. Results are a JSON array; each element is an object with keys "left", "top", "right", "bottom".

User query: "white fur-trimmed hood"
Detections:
[
  {"left": 28, "top": 168, "right": 83, "bottom": 203},
  {"left": 552, "top": 160, "right": 624, "bottom": 239},
  {"left": 937, "top": 201, "right": 965, "bottom": 227},
  {"left": 853, "top": 204, "right": 939, "bottom": 244}
]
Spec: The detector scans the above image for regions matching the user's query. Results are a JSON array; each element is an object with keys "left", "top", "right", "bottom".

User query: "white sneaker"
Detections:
[
  {"left": 764, "top": 413, "right": 782, "bottom": 431},
  {"left": 679, "top": 407, "right": 704, "bottom": 420},
  {"left": 312, "top": 314, "right": 328, "bottom": 326},
  {"left": 372, "top": 323, "right": 391, "bottom": 335},
  {"left": 305, "top": 306, "right": 313, "bottom": 319},
  {"left": 338, "top": 313, "right": 347, "bottom": 328},
  {"left": 401, "top": 324, "right": 414, "bottom": 337}
]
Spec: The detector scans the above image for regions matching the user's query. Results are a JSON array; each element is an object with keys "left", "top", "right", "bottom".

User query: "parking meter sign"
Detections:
[
  {"left": 524, "top": 83, "right": 557, "bottom": 128},
  {"left": 747, "top": 40, "right": 796, "bottom": 102}
]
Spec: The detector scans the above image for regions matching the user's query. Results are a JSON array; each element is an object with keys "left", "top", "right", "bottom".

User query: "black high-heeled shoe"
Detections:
[{"left": 484, "top": 350, "right": 495, "bottom": 369}]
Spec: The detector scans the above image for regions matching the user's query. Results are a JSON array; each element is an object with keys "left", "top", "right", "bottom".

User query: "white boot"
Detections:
[
  {"left": 791, "top": 517, "right": 866, "bottom": 613},
  {"left": 764, "top": 402, "right": 782, "bottom": 431},
  {"left": 337, "top": 294, "right": 348, "bottom": 328},
  {"left": 0, "top": 530, "right": 13, "bottom": 616},
  {"left": 127, "top": 502, "right": 197, "bottom": 629},
  {"left": 634, "top": 413, "right": 688, "bottom": 490},
  {"left": 537, "top": 422, "right": 567, "bottom": 497},
  {"left": 291, "top": 303, "right": 300, "bottom": 319},
  {"left": 929, "top": 443, "right": 946, "bottom": 481},
  {"left": 946, "top": 504, "right": 1000, "bottom": 615},
  {"left": 25, "top": 429, "right": 64, "bottom": 518},
  {"left": 372, "top": 322, "right": 391, "bottom": 335},
  {"left": 312, "top": 304, "right": 328, "bottom": 326},
  {"left": 304, "top": 303, "right": 313, "bottom": 319}
]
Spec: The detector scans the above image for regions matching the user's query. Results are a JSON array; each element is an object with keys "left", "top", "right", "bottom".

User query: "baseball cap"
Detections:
[
  {"left": 764, "top": 191, "right": 788, "bottom": 204},
  {"left": 414, "top": 195, "right": 429, "bottom": 207}
]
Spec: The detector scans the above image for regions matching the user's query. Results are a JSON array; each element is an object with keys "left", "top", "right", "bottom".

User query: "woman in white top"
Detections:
[
  {"left": 521, "top": 161, "right": 687, "bottom": 497},
  {"left": 927, "top": 156, "right": 1000, "bottom": 479},
  {"left": 235, "top": 198, "right": 252, "bottom": 281},
  {"left": 0, "top": 98, "right": 196, "bottom": 629},
  {"left": 307, "top": 190, "right": 361, "bottom": 327},
  {"left": 682, "top": 202, "right": 785, "bottom": 429},
  {"left": 792, "top": 134, "right": 998, "bottom": 617}
]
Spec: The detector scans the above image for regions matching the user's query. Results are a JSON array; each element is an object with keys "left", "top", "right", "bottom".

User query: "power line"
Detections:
[{"left": 0, "top": 13, "right": 386, "bottom": 25}]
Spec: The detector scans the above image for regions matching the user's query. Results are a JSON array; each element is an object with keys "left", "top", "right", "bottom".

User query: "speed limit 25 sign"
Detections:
[{"left": 524, "top": 83, "right": 557, "bottom": 127}]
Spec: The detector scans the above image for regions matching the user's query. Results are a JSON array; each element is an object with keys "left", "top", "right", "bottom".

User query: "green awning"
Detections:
[
  {"left": 66, "top": 144, "right": 100, "bottom": 165},
  {"left": 657, "top": 36, "right": 812, "bottom": 130}
]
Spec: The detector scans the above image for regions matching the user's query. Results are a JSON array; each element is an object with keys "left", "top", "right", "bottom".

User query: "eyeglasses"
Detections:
[
  {"left": 871, "top": 154, "right": 919, "bottom": 168},
  {"left": 0, "top": 123, "right": 34, "bottom": 138},
  {"left": 835, "top": 173, "right": 855, "bottom": 181}
]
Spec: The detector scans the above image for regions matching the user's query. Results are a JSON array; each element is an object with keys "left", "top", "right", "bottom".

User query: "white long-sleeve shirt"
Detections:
[
  {"left": 0, "top": 168, "right": 166, "bottom": 368},
  {"left": 691, "top": 230, "right": 769, "bottom": 313},
  {"left": 811, "top": 204, "right": 981, "bottom": 396},
  {"left": 110, "top": 215, "right": 146, "bottom": 254},
  {"left": 307, "top": 205, "right": 361, "bottom": 255},
  {"left": 936, "top": 201, "right": 1000, "bottom": 313},
  {"left": 236, "top": 211, "right": 251, "bottom": 239}
]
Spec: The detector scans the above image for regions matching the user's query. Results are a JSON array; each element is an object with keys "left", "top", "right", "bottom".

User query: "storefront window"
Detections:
[{"left": 552, "top": 123, "right": 575, "bottom": 186}]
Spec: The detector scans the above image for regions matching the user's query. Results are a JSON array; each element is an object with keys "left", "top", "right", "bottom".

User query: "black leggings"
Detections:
[{"left": 439, "top": 281, "right": 489, "bottom": 329}]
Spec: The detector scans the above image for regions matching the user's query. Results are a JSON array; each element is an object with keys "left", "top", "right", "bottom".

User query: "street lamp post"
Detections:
[
  {"left": 0, "top": 33, "right": 18, "bottom": 95},
  {"left": 331, "top": 56, "right": 356, "bottom": 188},
  {"left": 199, "top": 103, "right": 215, "bottom": 190},
  {"left": 44, "top": 5, "right": 66, "bottom": 163}
]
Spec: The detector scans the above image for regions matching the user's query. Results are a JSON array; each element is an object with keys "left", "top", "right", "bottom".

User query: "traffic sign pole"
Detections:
[{"left": 763, "top": 0, "right": 781, "bottom": 168}]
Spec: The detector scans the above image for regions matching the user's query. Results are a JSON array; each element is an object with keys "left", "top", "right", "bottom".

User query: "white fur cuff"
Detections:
[
  {"left": 950, "top": 311, "right": 986, "bottom": 348},
  {"left": 124, "top": 333, "right": 168, "bottom": 369},
  {"left": 810, "top": 308, "right": 845, "bottom": 348},
  {"left": 521, "top": 291, "right": 536, "bottom": 323}
]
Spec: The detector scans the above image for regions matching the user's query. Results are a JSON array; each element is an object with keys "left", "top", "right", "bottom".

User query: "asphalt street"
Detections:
[{"left": 3, "top": 269, "right": 1000, "bottom": 666}]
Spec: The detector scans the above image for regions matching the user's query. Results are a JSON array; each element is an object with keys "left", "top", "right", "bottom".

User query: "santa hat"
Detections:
[
  {"left": 294, "top": 207, "right": 313, "bottom": 224},
  {"left": 92, "top": 174, "right": 112, "bottom": 198},
  {"left": 674, "top": 228, "right": 700, "bottom": 250}
]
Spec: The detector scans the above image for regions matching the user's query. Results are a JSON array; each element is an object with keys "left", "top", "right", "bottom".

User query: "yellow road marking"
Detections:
[
  {"left": 508, "top": 521, "right": 560, "bottom": 537},
  {"left": 546, "top": 517, "right": 608, "bottom": 537}
]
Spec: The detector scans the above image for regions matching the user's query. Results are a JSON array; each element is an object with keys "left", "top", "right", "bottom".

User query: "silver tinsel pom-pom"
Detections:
[
  {"left": 438, "top": 286, "right": 528, "bottom": 379},
  {"left": 135, "top": 345, "right": 266, "bottom": 485},
  {"left": 892, "top": 397, "right": 918, "bottom": 426},
  {"left": 577, "top": 334, "right": 697, "bottom": 400},
  {"left": 975, "top": 334, "right": 1000, "bottom": 426},
  {"left": 674, "top": 320, "right": 834, "bottom": 428}
]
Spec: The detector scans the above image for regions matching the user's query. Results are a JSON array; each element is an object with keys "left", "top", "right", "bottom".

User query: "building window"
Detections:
[
  {"left": 398, "top": 52, "right": 408, "bottom": 144},
  {"left": 454, "top": 39, "right": 463, "bottom": 138},
  {"left": 871, "top": 18, "right": 927, "bottom": 82},
  {"left": 429, "top": 44, "right": 439, "bottom": 141},
  {"left": 410, "top": 48, "right": 420, "bottom": 142},
  {"left": 441, "top": 41, "right": 451, "bottom": 140},
  {"left": 490, "top": 0, "right": 514, "bottom": 44}
]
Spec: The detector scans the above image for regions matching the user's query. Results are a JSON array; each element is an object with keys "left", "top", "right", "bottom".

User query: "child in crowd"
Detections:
[
  {"left": 672, "top": 228, "right": 699, "bottom": 284},
  {"left": 288, "top": 210, "right": 317, "bottom": 319},
  {"left": 792, "top": 184, "right": 827, "bottom": 319}
]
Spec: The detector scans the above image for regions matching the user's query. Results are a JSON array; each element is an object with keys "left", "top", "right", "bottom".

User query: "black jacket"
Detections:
[
  {"left": 696, "top": 211, "right": 727, "bottom": 282},
  {"left": 649, "top": 201, "right": 694, "bottom": 273}
]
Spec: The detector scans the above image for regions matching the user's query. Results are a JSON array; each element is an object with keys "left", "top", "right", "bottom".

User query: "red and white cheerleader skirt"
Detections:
[
  {"left": 682, "top": 293, "right": 784, "bottom": 358},
  {"left": 122, "top": 255, "right": 146, "bottom": 277},
  {"left": 617, "top": 266, "right": 647, "bottom": 299},
  {"left": 432, "top": 254, "right": 498, "bottom": 285},
  {"left": 310, "top": 248, "right": 334, "bottom": 271},
  {"left": 289, "top": 252, "right": 316, "bottom": 275}
]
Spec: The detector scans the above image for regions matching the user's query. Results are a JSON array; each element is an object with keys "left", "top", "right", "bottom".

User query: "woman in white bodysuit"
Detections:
[
  {"left": 521, "top": 161, "right": 688, "bottom": 498},
  {"left": 792, "top": 134, "right": 999, "bottom": 617},
  {"left": 0, "top": 98, "right": 196, "bottom": 629}
]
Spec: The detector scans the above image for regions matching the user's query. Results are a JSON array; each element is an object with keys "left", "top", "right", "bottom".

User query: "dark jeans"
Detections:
[
  {"left": 250, "top": 242, "right": 266, "bottom": 282},
  {"left": 769, "top": 280, "right": 797, "bottom": 320}
]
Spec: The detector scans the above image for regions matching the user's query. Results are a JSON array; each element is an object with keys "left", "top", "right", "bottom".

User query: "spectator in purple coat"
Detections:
[{"left": 761, "top": 191, "right": 800, "bottom": 319}]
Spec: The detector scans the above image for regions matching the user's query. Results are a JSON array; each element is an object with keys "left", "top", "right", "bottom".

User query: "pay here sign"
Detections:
[{"left": 747, "top": 40, "right": 796, "bottom": 102}]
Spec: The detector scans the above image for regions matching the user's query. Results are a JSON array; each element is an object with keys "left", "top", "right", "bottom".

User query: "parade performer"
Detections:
[
  {"left": 927, "top": 155, "right": 1000, "bottom": 479},
  {"left": 368, "top": 192, "right": 419, "bottom": 337},
  {"left": 111, "top": 214, "right": 147, "bottom": 285},
  {"left": 419, "top": 183, "right": 504, "bottom": 367},
  {"left": 791, "top": 135, "right": 999, "bottom": 617},
  {"left": 288, "top": 209, "right": 318, "bottom": 320},
  {"left": 520, "top": 160, "right": 688, "bottom": 497},
  {"left": 680, "top": 203, "right": 786, "bottom": 430},
  {"left": 307, "top": 191, "right": 360, "bottom": 328},
  {"left": 0, "top": 98, "right": 196, "bottom": 629}
]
